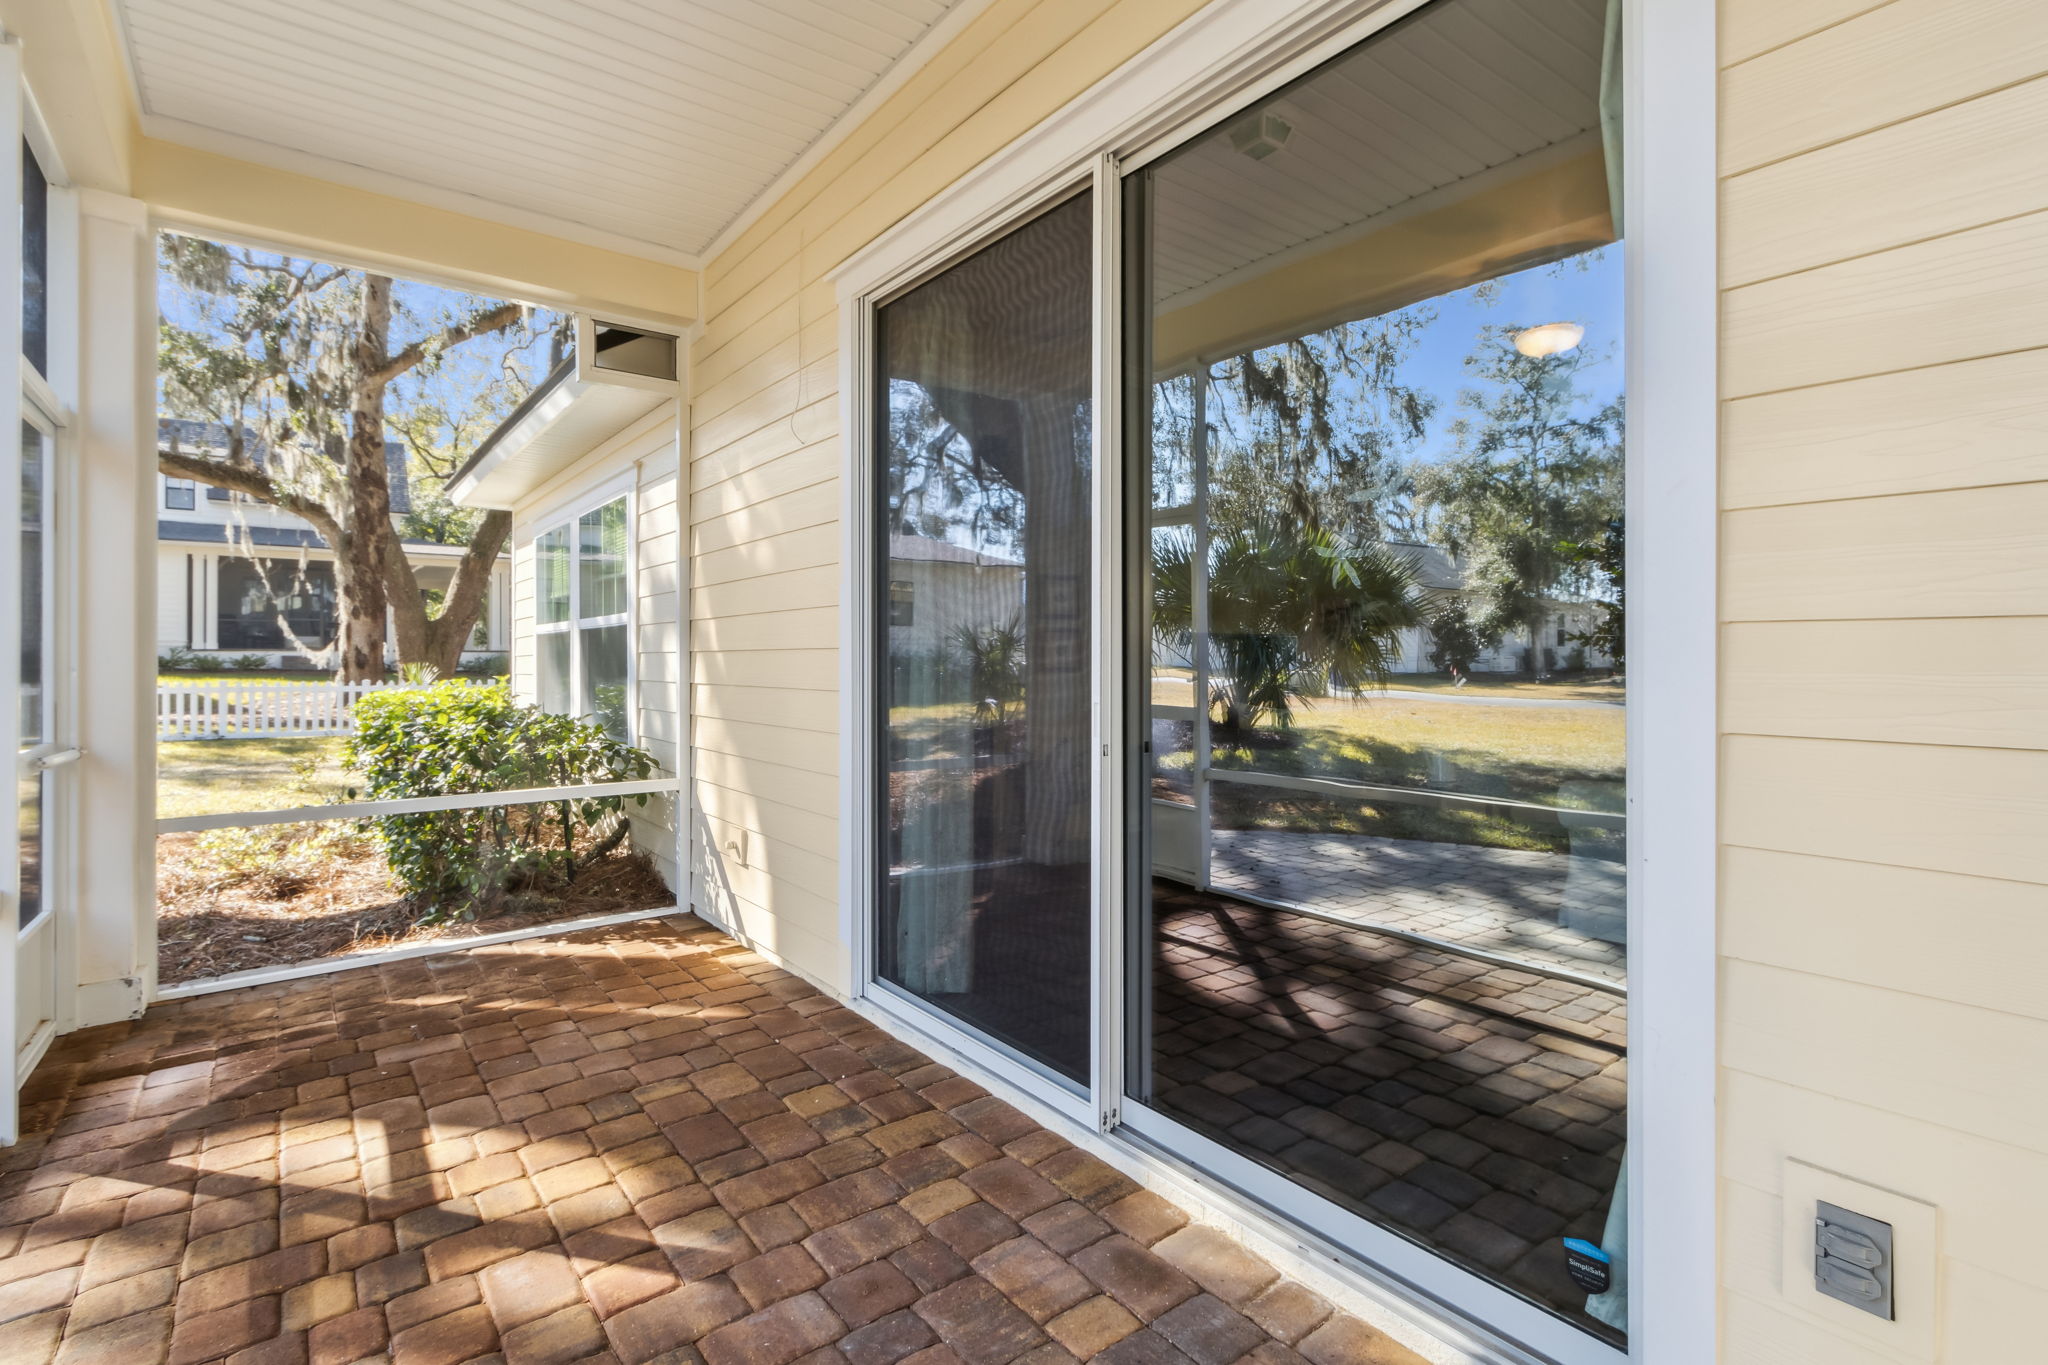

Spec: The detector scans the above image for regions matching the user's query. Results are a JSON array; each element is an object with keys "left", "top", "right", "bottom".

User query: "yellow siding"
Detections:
[
  {"left": 1718, "top": 3, "right": 2048, "bottom": 1360},
  {"left": 676, "top": 0, "right": 2048, "bottom": 1357},
  {"left": 684, "top": 0, "right": 1207, "bottom": 987}
]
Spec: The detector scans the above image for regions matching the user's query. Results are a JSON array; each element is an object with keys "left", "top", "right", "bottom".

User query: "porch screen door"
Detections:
[{"left": 6, "top": 410, "right": 63, "bottom": 1141}]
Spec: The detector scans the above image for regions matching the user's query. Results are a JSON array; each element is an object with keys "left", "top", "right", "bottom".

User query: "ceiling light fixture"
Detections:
[
  {"left": 1512, "top": 322, "right": 1585, "bottom": 358},
  {"left": 1229, "top": 111, "right": 1293, "bottom": 160}
]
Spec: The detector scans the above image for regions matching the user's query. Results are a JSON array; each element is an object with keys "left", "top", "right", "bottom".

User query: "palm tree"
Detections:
[
  {"left": 1153, "top": 519, "right": 1424, "bottom": 731},
  {"left": 951, "top": 617, "right": 1025, "bottom": 726}
]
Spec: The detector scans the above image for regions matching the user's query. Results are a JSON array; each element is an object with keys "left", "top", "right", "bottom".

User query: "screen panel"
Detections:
[{"left": 873, "top": 192, "right": 1097, "bottom": 1088}]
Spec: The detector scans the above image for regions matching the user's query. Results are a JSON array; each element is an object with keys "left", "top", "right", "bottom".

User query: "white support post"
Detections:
[{"left": 72, "top": 187, "right": 156, "bottom": 1025}]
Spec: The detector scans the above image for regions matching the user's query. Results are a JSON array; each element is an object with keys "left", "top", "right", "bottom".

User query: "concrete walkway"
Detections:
[{"left": 1210, "top": 830, "right": 1627, "bottom": 984}]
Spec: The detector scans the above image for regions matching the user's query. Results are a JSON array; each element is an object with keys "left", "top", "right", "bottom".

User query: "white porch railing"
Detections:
[{"left": 157, "top": 679, "right": 421, "bottom": 740}]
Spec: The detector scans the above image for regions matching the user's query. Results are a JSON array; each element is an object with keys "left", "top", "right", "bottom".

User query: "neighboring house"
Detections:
[
  {"left": 446, "top": 326, "right": 683, "bottom": 891},
  {"left": 885, "top": 533, "right": 1024, "bottom": 689},
  {"left": 1151, "top": 540, "right": 1617, "bottom": 679},
  {"left": 153, "top": 418, "right": 509, "bottom": 666},
  {"left": 1387, "top": 541, "right": 1619, "bottom": 674}
]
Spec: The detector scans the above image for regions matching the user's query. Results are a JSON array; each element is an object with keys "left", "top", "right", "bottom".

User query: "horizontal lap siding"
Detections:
[
  {"left": 685, "top": 0, "right": 1206, "bottom": 988},
  {"left": 633, "top": 438, "right": 683, "bottom": 891},
  {"left": 1718, "top": 1, "right": 2048, "bottom": 1358}
]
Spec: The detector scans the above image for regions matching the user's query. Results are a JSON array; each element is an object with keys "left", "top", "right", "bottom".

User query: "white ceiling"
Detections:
[
  {"left": 111, "top": 0, "right": 966, "bottom": 264},
  {"left": 1150, "top": 0, "right": 1610, "bottom": 307}
]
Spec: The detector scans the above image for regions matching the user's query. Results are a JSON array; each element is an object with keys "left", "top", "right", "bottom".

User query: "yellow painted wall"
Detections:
[
  {"left": 1717, "top": 1, "right": 2048, "bottom": 1359},
  {"left": 680, "top": 0, "right": 2048, "bottom": 1354},
  {"left": 685, "top": 0, "right": 1206, "bottom": 986}
]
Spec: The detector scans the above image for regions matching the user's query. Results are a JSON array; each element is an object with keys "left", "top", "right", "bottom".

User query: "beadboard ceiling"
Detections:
[
  {"left": 111, "top": 0, "right": 966, "bottom": 265},
  {"left": 1151, "top": 0, "right": 1611, "bottom": 308}
]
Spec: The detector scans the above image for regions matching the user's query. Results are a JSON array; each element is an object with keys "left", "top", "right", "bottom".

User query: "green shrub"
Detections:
[
  {"left": 158, "top": 645, "right": 200, "bottom": 672},
  {"left": 225, "top": 653, "right": 270, "bottom": 671},
  {"left": 345, "top": 680, "right": 656, "bottom": 923},
  {"left": 460, "top": 653, "right": 510, "bottom": 677}
]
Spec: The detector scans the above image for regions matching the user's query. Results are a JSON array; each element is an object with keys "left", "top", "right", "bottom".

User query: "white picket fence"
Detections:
[{"left": 157, "top": 679, "right": 422, "bottom": 741}]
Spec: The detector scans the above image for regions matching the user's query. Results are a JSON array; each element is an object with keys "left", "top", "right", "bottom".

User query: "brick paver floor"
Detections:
[
  {"left": 1146, "top": 883, "right": 1625, "bottom": 1342},
  {"left": 0, "top": 914, "right": 1428, "bottom": 1365},
  {"left": 1209, "top": 831, "right": 1627, "bottom": 983}
]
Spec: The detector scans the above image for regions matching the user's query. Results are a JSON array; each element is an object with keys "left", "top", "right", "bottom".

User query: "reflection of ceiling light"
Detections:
[
  {"left": 1229, "top": 112, "right": 1293, "bottom": 160},
  {"left": 1513, "top": 322, "right": 1584, "bottom": 357}
]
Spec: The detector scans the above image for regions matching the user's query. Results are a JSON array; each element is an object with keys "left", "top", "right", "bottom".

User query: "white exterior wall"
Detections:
[
  {"left": 154, "top": 545, "right": 191, "bottom": 650},
  {"left": 885, "top": 558, "right": 1024, "bottom": 664},
  {"left": 506, "top": 400, "right": 684, "bottom": 893}
]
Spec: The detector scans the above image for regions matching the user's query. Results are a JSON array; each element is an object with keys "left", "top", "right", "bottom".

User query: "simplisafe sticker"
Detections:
[{"left": 1563, "top": 1238, "right": 1613, "bottom": 1294}]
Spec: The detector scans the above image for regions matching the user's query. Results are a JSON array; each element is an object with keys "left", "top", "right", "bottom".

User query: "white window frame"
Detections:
[
  {"left": 833, "top": 1, "right": 1717, "bottom": 1363},
  {"left": 4, "top": 45, "right": 84, "bottom": 1140},
  {"left": 163, "top": 475, "right": 195, "bottom": 510},
  {"left": 532, "top": 481, "right": 636, "bottom": 741}
]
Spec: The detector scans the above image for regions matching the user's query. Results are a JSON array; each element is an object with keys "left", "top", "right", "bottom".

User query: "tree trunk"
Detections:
[
  {"left": 382, "top": 508, "right": 513, "bottom": 678},
  {"left": 339, "top": 276, "right": 396, "bottom": 682}
]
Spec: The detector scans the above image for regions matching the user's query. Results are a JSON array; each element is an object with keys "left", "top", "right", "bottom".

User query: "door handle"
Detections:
[{"left": 29, "top": 749, "right": 83, "bottom": 771}]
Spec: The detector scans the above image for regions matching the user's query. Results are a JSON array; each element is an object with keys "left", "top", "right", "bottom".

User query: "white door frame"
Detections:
[
  {"left": 3, "top": 35, "right": 86, "bottom": 1141},
  {"left": 833, "top": 1, "right": 1717, "bottom": 1361}
]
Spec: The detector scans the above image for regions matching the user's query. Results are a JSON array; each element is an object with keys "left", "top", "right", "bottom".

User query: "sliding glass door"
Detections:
[
  {"left": 872, "top": 192, "right": 1096, "bottom": 1089},
  {"left": 862, "top": 0, "right": 1636, "bottom": 1354},
  {"left": 1123, "top": 0, "right": 1628, "bottom": 1348}
]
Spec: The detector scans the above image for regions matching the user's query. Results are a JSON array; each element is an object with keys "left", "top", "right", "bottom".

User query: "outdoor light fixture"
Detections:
[
  {"left": 1513, "top": 321, "right": 1585, "bottom": 357},
  {"left": 1229, "top": 111, "right": 1293, "bottom": 160}
]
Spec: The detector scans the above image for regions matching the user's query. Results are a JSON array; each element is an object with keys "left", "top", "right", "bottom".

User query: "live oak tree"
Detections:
[
  {"left": 1414, "top": 324, "right": 1622, "bottom": 676},
  {"left": 156, "top": 236, "right": 559, "bottom": 680}
]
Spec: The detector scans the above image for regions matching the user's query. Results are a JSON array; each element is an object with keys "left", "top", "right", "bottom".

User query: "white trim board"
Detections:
[
  {"left": 830, "top": 0, "right": 1719, "bottom": 1361},
  {"left": 155, "top": 777, "right": 682, "bottom": 835},
  {"left": 155, "top": 902, "right": 693, "bottom": 1001},
  {"left": 139, "top": 113, "right": 703, "bottom": 270},
  {"left": 146, "top": 213, "right": 699, "bottom": 336}
]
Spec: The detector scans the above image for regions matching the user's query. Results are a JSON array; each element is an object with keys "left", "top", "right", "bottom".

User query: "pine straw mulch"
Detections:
[{"left": 155, "top": 823, "right": 674, "bottom": 986}]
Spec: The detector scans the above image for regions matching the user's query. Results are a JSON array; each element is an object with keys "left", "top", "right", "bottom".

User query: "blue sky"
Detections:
[{"left": 1390, "top": 244, "right": 1625, "bottom": 466}]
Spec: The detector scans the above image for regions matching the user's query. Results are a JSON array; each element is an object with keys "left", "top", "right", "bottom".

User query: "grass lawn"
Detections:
[
  {"left": 1151, "top": 665, "right": 1622, "bottom": 705},
  {"left": 1378, "top": 672, "right": 1624, "bottom": 701},
  {"left": 1194, "top": 693, "right": 1622, "bottom": 853},
  {"left": 157, "top": 735, "right": 354, "bottom": 819},
  {"left": 1221, "top": 692, "right": 1625, "bottom": 789}
]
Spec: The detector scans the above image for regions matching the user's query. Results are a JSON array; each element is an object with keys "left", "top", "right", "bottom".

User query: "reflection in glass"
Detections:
[
  {"left": 580, "top": 623, "right": 630, "bottom": 739},
  {"left": 537, "top": 527, "right": 571, "bottom": 625},
  {"left": 20, "top": 421, "right": 45, "bottom": 744},
  {"left": 17, "top": 773, "right": 41, "bottom": 928},
  {"left": 579, "top": 498, "right": 629, "bottom": 619},
  {"left": 538, "top": 631, "right": 573, "bottom": 718},
  {"left": 24, "top": 139, "right": 48, "bottom": 376},
  {"left": 1127, "top": 0, "right": 1626, "bottom": 1343},
  {"left": 876, "top": 192, "right": 1095, "bottom": 1087}
]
